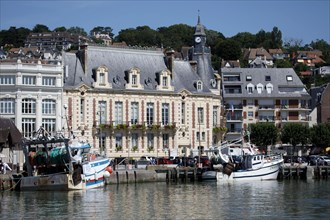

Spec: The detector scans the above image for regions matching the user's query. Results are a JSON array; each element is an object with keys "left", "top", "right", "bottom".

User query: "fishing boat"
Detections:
[
  {"left": 13, "top": 127, "right": 111, "bottom": 191},
  {"left": 208, "top": 138, "right": 283, "bottom": 181}
]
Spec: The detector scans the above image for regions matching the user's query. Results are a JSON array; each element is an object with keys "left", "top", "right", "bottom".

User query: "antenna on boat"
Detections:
[{"left": 64, "top": 104, "right": 75, "bottom": 139}]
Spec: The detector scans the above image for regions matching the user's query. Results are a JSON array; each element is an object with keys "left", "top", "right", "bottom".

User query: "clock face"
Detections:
[{"left": 195, "top": 37, "right": 201, "bottom": 43}]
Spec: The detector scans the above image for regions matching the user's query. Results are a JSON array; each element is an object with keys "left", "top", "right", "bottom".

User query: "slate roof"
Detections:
[
  {"left": 221, "top": 68, "right": 310, "bottom": 98},
  {"left": 63, "top": 45, "right": 214, "bottom": 94},
  {"left": 309, "top": 83, "right": 329, "bottom": 109},
  {"left": 0, "top": 117, "right": 22, "bottom": 146},
  {"left": 243, "top": 48, "right": 273, "bottom": 60},
  {"left": 194, "top": 15, "right": 206, "bottom": 36}
]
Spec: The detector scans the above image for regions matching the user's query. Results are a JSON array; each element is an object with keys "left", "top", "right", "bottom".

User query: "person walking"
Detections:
[{"left": 0, "top": 160, "right": 12, "bottom": 174}]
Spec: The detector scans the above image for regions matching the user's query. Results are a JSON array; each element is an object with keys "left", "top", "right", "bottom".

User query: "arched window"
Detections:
[
  {"left": 42, "top": 99, "right": 56, "bottom": 115},
  {"left": 22, "top": 98, "right": 36, "bottom": 114}
]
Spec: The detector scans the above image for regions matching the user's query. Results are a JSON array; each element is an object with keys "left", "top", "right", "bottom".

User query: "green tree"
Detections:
[
  {"left": 249, "top": 122, "right": 278, "bottom": 153},
  {"left": 158, "top": 24, "right": 194, "bottom": 50},
  {"left": 32, "top": 24, "right": 50, "bottom": 33},
  {"left": 0, "top": 26, "right": 30, "bottom": 47},
  {"left": 215, "top": 38, "right": 241, "bottom": 60},
  {"left": 90, "top": 26, "right": 114, "bottom": 38},
  {"left": 310, "top": 123, "right": 330, "bottom": 150},
  {"left": 231, "top": 32, "right": 256, "bottom": 48},
  {"left": 310, "top": 39, "right": 330, "bottom": 65},
  {"left": 294, "top": 63, "right": 309, "bottom": 75},
  {"left": 116, "top": 26, "right": 161, "bottom": 47},
  {"left": 274, "top": 59, "right": 293, "bottom": 68},
  {"left": 53, "top": 26, "right": 67, "bottom": 32},
  {"left": 281, "top": 123, "right": 310, "bottom": 155},
  {"left": 271, "top": 26, "right": 282, "bottom": 48},
  {"left": 67, "top": 26, "right": 87, "bottom": 36}
]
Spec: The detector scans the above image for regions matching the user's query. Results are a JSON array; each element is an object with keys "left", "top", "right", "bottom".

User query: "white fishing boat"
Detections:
[
  {"left": 208, "top": 138, "right": 283, "bottom": 181},
  {"left": 14, "top": 128, "right": 111, "bottom": 191}
]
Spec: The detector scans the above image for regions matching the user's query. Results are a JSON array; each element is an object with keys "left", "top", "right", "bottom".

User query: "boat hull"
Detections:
[
  {"left": 19, "top": 158, "right": 110, "bottom": 191},
  {"left": 217, "top": 160, "right": 282, "bottom": 181}
]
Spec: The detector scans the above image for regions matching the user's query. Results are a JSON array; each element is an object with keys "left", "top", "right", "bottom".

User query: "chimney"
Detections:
[
  {"left": 166, "top": 49, "right": 175, "bottom": 75},
  {"left": 80, "top": 43, "right": 88, "bottom": 74}
]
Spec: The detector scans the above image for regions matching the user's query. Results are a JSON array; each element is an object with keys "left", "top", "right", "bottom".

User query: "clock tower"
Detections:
[
  {"left": 193, "top": 15, "right": 206, "bottom": 52},
  {"left": 190, "top": 15, "right": 218, "bottom": 90}
]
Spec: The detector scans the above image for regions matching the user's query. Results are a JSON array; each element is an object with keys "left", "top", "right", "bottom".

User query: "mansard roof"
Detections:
[
  {"left": 221, "top": 68, "right": 310, "bottom": 98},
  {"left": 63, "top": 45, "right": 215, "bottom": 94}
]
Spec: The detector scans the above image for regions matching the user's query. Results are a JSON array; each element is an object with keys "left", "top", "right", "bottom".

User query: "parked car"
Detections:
[
  {"left": 317, "top": 155, "right": 330, "bottom": 166},
  {"left": 309, "top": 155, "right": 320, "bottom": 166},
  {"left": 135, "top": 160, "right": 151, "bottom": 169},
  {"left": 157, "top": 157, "right": 173, "bottom": 165},
  {"left": 194, "top": 156, "right": 210, "bottom": 167}
]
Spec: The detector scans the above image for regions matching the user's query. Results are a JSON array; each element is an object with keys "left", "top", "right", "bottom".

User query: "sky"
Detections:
[{"left": 1, "top": 0, "right": 329, "bottom": 45}]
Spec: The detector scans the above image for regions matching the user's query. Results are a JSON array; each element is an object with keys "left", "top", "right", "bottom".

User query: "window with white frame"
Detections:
[
  {"left": 80, "top": 98, "right": 85, "bottom": 123},
  {"left": 42, "top": 118, "right": 56, "bottom": 135},
  {"left": 248, "top": 111, "right": 253, "bottom": 118},
  {"left": 22, "top": 118, "right": 36, "bottom": 138},
  {"left": 181, "top": 102, "right": 185, "bottom": 124},
  {"left": 162, "top": 103, "right": 169, "bottom": 125},
  {"left": 286, "top": 75, "right": 293, "bottom": 81},
  {"left": 131, "top": 102, "right": 139, "bottom": 124},
  {"left": 42, "top": 99, "right": 56, "bottom": 115},
  {"left": 266, "top": 83, "right": 273, "bottom": 94},
  {"left": 162, "top": 76, "right": 168, "bottom": 87},
  {"left": 257, "top": 84, "right": 263, "bottom": 94},
  {"left": 42, "top": 77, "right": 56, "bottom": 86},
  {"left": 0, "top": 75, "right": 15, "bottom": 85},
  {"left": 98, "top": 101, "right": 107, "bottom": 124},
  {"left": 247, "top": 99, "right": 254, "bottom": 106},
  {"left": 132, "top": 74, "right": 137, "bottom": 85},
  {"left": 213, "top": 106, "right": 218, "bottom": 127},
  {"left": 196, "top": 132, "right": 205, "bottom": 141},
  {"left": 115, "top": 133, "right": 123, "bottom": 148},
  {"left": 0, "top": 98, "right": 15, "bottom": 114},
  {"left": 248, "top": 86, "right": 253, "bottom": 94},
  {"left": 114, "top": 102, "right": 123, "bottom": 125},
  {"left": 131, "top": 133, "right": 138, "bottom": 148},
  {"left": 147, "top": 133, "right": 154, "bottom": 148},
  {"left": 197, "top": 81, "right": 203, "bottom": 91},
  {"left": 22, "top": 98, "right": 36, "bottom": 114},
  {"left": 163, "top": 133, "right": 169, "bottom": 149},
  {"left": 197, "top": 107, "right": 204, "bottom": 124},
  {"left": 146, "top": 102, "right": 154, "bottom": 126},
  {"left": 22, "top": 76, "right": 36, "bottom": 85},
  {"left": 99, "top": 72, "right": 105, "bottom": 85}
]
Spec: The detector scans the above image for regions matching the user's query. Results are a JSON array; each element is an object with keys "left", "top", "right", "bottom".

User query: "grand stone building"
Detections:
[{"left": 62, "top": 17, "right": 223, "bottom": 158}]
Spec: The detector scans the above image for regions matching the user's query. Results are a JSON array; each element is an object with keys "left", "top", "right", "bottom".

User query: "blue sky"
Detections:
[{"left": 1, "top": 0, "right": 329, "bottom": 45}]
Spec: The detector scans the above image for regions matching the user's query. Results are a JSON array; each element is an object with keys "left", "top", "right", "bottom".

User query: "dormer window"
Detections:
[
  {"left": 256, "top": 83, "right": 263, "bottom": 94},
  {"left": 132, "top": 74, "right": 137, "bottom": 85},
  {"left": 126, "top": 67, "right": 143, "bottom": 89},
  {"left": 93, "top": 66, "right": 111, "bottom": 88},
  {"left": 247, "top": 83, "right": 254, "bottom": 94},
  {"left": 286, "top": 75, "right": 293, "bottom": 81},
  {"left": 266, "top": 83, "right": 273, "bottom": 94},
  {"left": 162, "top": 76, "right": 168, "bottom": 87},
  {"left": 197, "top": 81, "right": 203, "bottom": 91},
  {"left": 156, "top": 69, "right": 174, "bottom": 91}
]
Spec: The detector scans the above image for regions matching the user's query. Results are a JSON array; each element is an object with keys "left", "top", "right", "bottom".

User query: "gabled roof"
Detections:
[
  {"left": 268, "top": 48, "right": 284, "bottom": 55},
  {"left": 221, "top": 60, "right": 240, "bottom": 68},
  {"left": 0, "top": 117, "right": 22, "bottom": 146},
  {"left": 243, "top": 48, "right": 273, "bottom": 60}
]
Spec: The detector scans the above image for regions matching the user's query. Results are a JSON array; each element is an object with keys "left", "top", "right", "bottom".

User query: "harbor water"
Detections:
[{"left": 1, "top": 180, "right": 330, "bottom": 219}]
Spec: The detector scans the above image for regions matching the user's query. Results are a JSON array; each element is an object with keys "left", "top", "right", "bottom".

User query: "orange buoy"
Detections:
[{"left": 105, "top": 166, "right": 113, "bottom": 174}]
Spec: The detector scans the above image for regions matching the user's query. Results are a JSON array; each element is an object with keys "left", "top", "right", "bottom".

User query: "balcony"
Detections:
[
  {"left": 227, "top": 128, "right": 242, "bottom": 133},
  {"left": 226, "top": 115, "right": 242, "bottom": 121},
  {"left": 95, "top": 121, "right": 177, "bottom": 131},
  {"left": 225, "top": 104, "right": 243, "bottom": 110},
  {"left": 258, "top": 105, "right": 275, "bottom": 110},
  {"left": 259, "top": 116, "right": 275, "bottom": 122}
]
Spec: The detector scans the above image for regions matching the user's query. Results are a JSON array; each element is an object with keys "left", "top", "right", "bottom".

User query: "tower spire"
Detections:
[{"left": 198, "top": 10, "right": 200, "bottom": 24}]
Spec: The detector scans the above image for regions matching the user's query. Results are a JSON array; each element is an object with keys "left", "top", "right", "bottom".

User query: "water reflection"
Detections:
[{"left": 1, "top": 180, "right": 330, "bottom": 219}]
